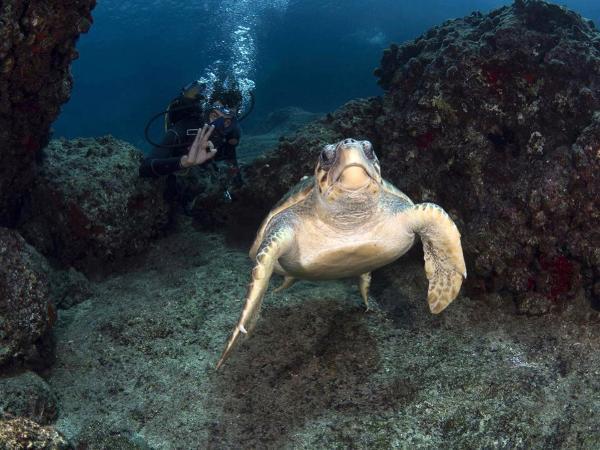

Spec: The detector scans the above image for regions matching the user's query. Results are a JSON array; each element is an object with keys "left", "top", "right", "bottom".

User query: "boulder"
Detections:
[
  {"left": 373, "top": 0, "right": 600, "bottom": 312},
  {"left": 0, "top": 228, "right": 54, "bottom": 368},
  {"left": 47, "top": 268, "right": 91, "bottom": 310},
  {"left": 20, "top": 136, "right": 171, "bottom": 273},
  {"left": 0, "top": 372, "right": 58, "bottom": 425}
]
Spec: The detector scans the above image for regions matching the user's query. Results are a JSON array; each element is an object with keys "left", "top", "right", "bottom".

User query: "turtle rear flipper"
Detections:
[
  {"left": 274, "top": 275, "right": 296, "bottom": 293},
  {"left": 216, "top": 226, "right": 294, "bottom": 369},
  {"left": 403, "top": 203, "right": 466, "bottom": 314},
  {"left": 358, "top": 272, "right": 372, "bottom": 311}
]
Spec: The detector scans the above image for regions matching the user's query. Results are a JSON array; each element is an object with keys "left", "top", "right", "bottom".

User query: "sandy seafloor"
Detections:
[{"left": 47, "top": 218, "right": 600, "bottom": 449}]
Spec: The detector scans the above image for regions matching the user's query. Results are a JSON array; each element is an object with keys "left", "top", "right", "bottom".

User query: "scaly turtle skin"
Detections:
[{"left": 216, "top": 138, "right": 466, "bottom": 369}]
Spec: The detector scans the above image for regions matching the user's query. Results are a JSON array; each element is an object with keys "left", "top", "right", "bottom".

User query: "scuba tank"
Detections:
[
  {"left": 164, "top": 96, "right": 203, "bottom": 132},
  {"left": 164, "top": 80, "right": 205, "bottom": 131},
  {"left": 145, "top": 80, "right": 206, "bottom": 149}
]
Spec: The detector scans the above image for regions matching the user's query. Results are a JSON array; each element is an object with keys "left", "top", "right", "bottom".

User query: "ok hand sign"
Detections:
[{"left": 180, "top": 124, "right": 216, "bottom": 168}]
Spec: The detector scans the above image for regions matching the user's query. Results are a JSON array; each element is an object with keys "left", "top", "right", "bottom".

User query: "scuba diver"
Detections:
[
  {"left": 139, "top": 80, "right": 243, "bottom": 179},
  {"left": 140, "top": 80, "right": 251, "bottom": 219}
]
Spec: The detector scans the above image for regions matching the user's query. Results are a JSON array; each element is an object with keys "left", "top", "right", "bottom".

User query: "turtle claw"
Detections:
[{"left": 216, "top": 327, "right": 242, "bottom": 370}]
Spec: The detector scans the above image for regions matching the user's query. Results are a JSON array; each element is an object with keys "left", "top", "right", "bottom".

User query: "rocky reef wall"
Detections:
[
  {"left": 0, "top": 0, "right": 96, "bottom": 226},
  {"left": 372, "top": 0, "right": 600, "bottom": 313},
  {"left": 220, "top": 0, "right": 600, "bottom": 313}
]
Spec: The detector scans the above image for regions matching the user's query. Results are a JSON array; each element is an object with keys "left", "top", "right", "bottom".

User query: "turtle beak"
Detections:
[{"left": 330, "top": 141, "right": 380, "bottom": 190}]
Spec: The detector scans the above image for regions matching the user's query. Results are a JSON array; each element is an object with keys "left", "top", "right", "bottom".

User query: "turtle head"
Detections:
[{"left": 315, "top": 139, "right": 382, "bottom": 200}]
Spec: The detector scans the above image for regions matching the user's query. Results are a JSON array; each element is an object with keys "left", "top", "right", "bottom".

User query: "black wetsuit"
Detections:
[{"left": 139, "top": 108, "right": 241, "bottom": 178}]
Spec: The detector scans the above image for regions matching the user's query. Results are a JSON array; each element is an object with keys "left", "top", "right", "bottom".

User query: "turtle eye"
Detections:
[
  {"left": 362, "top": 141, "right": 376, "bottom": 160},
  {"left": 321, "top": 144, "right": 336, "bottom": 164}
]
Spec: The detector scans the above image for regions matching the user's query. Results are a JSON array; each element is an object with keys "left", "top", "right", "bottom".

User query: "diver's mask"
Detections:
[
  {"left": 209, "top": 104, "right": 235, "bottom": 119},
  {"left": 208, "top": 105, "right": 236, "bottom": 130}
]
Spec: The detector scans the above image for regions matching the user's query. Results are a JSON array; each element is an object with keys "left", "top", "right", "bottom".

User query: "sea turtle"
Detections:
[{"left": 216, "top": 138, "right": 466, "bottom": 369}]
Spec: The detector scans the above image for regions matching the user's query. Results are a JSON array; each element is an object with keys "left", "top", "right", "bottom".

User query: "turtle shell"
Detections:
[
  {"left": 249, "top": 177, "right": 414, "bottom": 259},
  {"left": 249, "top": 175, "right": 315, "bottom": 258},
  {"left": 381, "top": 179, "right": 414, "bottom": 205}
]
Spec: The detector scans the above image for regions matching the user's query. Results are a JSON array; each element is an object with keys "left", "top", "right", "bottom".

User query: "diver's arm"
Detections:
[
  {"left": 139, "top": 124, "right": 216, "bottom": 177},
  {"left": 139, "top": 156, "right": 184, "bottom": 178},
  {"left": 139, "top": 127, "right": 181, "bottom": 178}
]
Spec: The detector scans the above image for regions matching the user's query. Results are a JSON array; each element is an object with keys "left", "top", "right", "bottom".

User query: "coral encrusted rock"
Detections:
[
  {"left": 0, "top": 415, "right": 71, "bottom": 450},
  {"left": 20, "top": 137, "right": 171, "bottom": 273},
  {"left": 0, "top": 0, "right": 96, "bottom": 227},
  {"left": 222, "top": 1, "right": 600, "bottom": 313},
  {"left": 372, "top": 0, "right": 600, "bottom": 312},
  {"left": 0, "top": 228, "right": 54, "bottom": 367}
]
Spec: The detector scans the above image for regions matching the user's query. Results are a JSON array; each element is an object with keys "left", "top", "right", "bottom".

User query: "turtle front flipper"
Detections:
[
  {"left": 403, "top": 203, "right": 466, "bottom": 314},
  {"left": 216, "top": 226, "right": 294, "bottom": 369}
]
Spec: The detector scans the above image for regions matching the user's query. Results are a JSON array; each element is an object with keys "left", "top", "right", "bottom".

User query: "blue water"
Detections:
[{"left": 53, "top": 0, "right": 600, "bottom": 148}]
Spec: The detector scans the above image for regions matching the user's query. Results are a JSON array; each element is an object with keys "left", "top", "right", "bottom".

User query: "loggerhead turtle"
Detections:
[{"left": 216, "top": 138, "right": 466, "bottom": 369}]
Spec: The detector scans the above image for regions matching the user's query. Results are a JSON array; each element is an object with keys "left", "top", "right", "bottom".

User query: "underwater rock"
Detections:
[
  {"left": 225, "top": 0, "right": 598, "bottom": 313},
  {"left": 0, "top": 415, "right": 71, "bottom": 450},
  {"left": 20, "top": 137, "right": 171, "bottom": 274},
  {"left": 174, "top": 161, "right": 239, "bottom": 227},
  {"left": 47, "top": 268, "right": 91, "bottom": 310},
  {"left": 0, "top": 372, "right": 59, "bottom": 425},
  {"left": 569, "top": 113, "right": 600, "bottom": 309},
  {"left": 0, "top": 0, "right": 96, "bottom": 227},
  {"left": 0, "top": 228, "right": 54, "bottom": 368},
  {"left": 372, "top": 0, "right": 600, "bottom": 312}
]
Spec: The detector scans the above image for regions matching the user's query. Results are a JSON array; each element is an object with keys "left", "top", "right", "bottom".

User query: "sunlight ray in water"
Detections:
[{"left": 195, "top": 0, "right": 290, "bottom": 113}]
